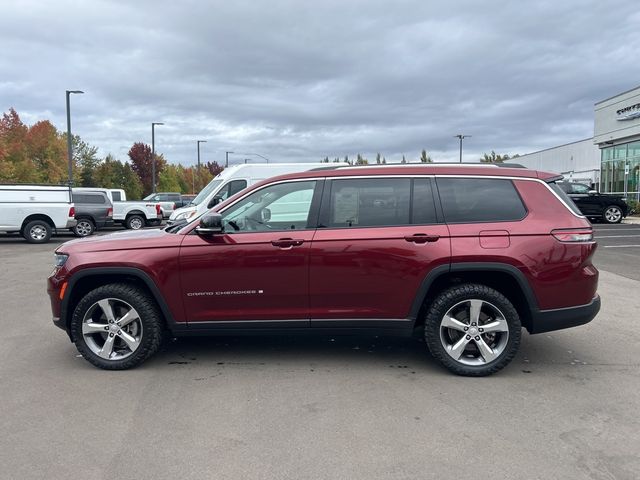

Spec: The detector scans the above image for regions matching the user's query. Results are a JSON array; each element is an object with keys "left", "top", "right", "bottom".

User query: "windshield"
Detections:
[
  {"left": 191, "top": 179, "right": 223, "bottom": 205},
  {"left": 143, "top": 194, "right": 158, "bottom": 201}
]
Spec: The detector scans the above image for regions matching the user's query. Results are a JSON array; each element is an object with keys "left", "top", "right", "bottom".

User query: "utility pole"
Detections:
[
  {"left": 454, "top": 134, "right": 471, "bottom": 163},
  {"left": 225, "top": 151, "right": 233, "bottom": 168},
  {"left": 151, "top": 122, "right": 164, "bottom": 193},
  {"left": 65, "top": 90, "right": 84, "bottom": 187},
  {"left": 197, "top": 140, "right": 207, "bottom": 191}
]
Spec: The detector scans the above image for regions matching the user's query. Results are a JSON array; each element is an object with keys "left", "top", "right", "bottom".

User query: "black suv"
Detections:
[
  {"left": 71, "top": 190, "right": 114, "bottom": 237},
  {"left": 558, "top": 182, "right": 629, "bottom": 224}
]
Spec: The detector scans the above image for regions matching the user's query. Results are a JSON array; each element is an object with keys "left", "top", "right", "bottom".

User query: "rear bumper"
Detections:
[{"left": 529, "top": 295, "right": 600, "bottom": 334}]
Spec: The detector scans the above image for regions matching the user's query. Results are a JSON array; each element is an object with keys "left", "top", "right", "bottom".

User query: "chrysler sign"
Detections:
[{"left": 617, "top": 102, "right": 640, "bottom": 121}]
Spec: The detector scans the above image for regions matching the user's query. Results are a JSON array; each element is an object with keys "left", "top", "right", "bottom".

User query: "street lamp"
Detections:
[
  {"left": 237, "top": 152, "right": 270, "bottom": 163},
  {"left": 454, "top": 134, "right": 471, "bottom": 163},
  {"left": 151, "top": 122, "right": 164, "bottom": 193},
  {"left": 225, "top": 151, "right": 234, "bottom": 168},
  {"left": 65, "top": 90, "right": 84, "bottom": 187},
  {"left": 197, "top": 140, "right": 207, "bottom": 190}
]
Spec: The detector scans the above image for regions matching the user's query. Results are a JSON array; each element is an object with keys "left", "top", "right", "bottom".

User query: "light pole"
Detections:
[
  {"left": 454, "top": 134, "right": 471, "bottom": 163},
  {"left": 237, "top": 152, "right": 270, "bottom": 163},
  {"left": 225, "top": 151, "right": 234, "bottom": 168},
  {"left": 151, "top": 122, "right": 164, "bottom": 193},
  {"left": 65, "top": 90, "right": 84, "bottom": 187},
  {"left": 197, "top": 140, "right": 207, "bottom": 190}
]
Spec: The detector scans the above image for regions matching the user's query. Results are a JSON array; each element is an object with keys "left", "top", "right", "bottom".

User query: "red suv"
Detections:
[{"left": 47, "top": 164, "right": 600, "bottom": 376}]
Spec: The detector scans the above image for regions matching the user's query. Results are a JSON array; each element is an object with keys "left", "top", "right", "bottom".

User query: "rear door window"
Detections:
[{"left": 436, "top": 178, "right": 526, "bottom": 223}]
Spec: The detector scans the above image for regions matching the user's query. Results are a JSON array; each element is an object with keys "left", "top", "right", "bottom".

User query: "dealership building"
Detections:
[{"left": 517, "top": 85, "right": 640, "bottom": 197}]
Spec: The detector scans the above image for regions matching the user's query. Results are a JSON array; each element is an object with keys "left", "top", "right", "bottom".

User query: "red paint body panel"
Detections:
[
  {"left": 309, "top": 225, "right": 450, "bottom": 319},
  {"left": 179, "top": 231, "right": 315, "bottom": 321}
]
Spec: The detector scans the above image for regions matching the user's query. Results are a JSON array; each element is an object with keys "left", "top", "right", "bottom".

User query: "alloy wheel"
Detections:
[
  {"left": 604, "top": 206, "right": 622, "bottom": 223},
  {"left": 75, "top": 220, "right": 93, "bottom": 237},
  {"left": 29, "top": 225, "right": 47, "bottom": 241},
  {"left": 439, "top": 299, "right": 510, "bottom": 366},
  {"left": 81, "top": 298, "right": 143, "bottom": 360}
]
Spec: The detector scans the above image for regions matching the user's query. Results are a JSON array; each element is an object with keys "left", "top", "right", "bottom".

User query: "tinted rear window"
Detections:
[
  {"left": 73, "top": 193, "right": 106, "bottom": 204},
  {"left": 436, "top": 178, "right": 526, "bottom": 223},
  {"left": 111, "top": 191, "right": 122, "bottom": 201}
]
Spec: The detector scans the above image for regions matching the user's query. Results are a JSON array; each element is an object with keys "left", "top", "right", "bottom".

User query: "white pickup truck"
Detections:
[
  {"left": 0, "top": 184, "right": 77, "bottom": 243},
  {"left": 73, "top": 188, "right": 162, "bottom": 229}
]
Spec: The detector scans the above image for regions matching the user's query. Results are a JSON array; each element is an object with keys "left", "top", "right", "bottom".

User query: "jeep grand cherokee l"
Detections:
[{"left": 47, "top": 164, "right": 600, "bottom": 376}]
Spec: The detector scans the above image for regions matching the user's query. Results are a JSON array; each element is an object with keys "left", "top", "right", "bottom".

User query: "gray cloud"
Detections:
[{"left": 1, "top": 0, "right": 639, "bottom": 166}]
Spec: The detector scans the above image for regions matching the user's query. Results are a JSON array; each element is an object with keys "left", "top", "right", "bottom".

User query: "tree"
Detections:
[
  {"left": 420, "top": 149, "right": 432, "bottom": 163},
  {"left": 382, "top": 156, "right": 386, "bottom": 164},
  {"left": 376, "top": 153, "right": 381, "bottom": 164},
  {"left": 67, "top": 134, "right": 100, "bottom": 187},
  {"left": 344, "top": 155, "right": 350, "bottom": 165},
  {"left": 206, "top": 161, "right": 224, "bottom": 178},
  {"left": 480, "top": 150, "right": 510, "bottom": 163},
  {"left": 356, "top": 153, "right": 368, "bottom": 165},
  {"left": 401, "top": 155, "right": 406, "bottom": 164},
  {"left": 95, "top": 154, "right": 143, "bottom": 200},
  {"left": 128, "top": 142, "right": 166, "bottom": 195}
]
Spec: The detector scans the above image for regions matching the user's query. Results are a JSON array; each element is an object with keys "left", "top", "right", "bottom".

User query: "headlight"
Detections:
[
  {"left": 175, "top": 210, "right": 196, "bottom": 221},
  {"left": 54, "top": 253, "right": 69, "bottom": 267}
]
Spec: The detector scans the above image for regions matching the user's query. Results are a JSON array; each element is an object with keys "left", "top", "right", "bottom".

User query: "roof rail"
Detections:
[{"left": 309, "top": 162, "right": 526, "bottom": 171}]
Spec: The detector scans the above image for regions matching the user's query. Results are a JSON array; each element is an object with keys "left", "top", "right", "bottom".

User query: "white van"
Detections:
[
  {"left": 168, "top": 163, "right": 325, "bottom": 224},
  {"left": 0, "top": 185, "right": 76, "bottom": 243}
]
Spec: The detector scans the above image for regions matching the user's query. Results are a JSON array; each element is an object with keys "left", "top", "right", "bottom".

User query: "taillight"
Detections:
[
  {"left": 69, "top": 207, "right": 75, "bottom": 217},
  {"left": 107, "top": 207, "right": 113, "bottom": 217},
  {"left": 156, "top": 204, "right": 162, "bottom": 215},
  {"left": 551, "top": 229, "right": 594, "bottom": 242}
]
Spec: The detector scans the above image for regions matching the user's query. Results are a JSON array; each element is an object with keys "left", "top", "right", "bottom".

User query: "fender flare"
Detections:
[
  {"left": 61, "top": 267, "right": 177, "bottom": 334},
  {"left": 408, "top": 262, "right": 539, "bottom": 321}
]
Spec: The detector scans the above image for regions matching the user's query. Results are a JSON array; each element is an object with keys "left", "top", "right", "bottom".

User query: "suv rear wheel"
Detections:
[
  {"left": 424, "top": 284, "right": 521, "bottom": 376},
  {"left": 70, "top": 284, "right": 164, "bottom": 369},
  {"left": 603, "top": 205, "right": 623, "bottom": 224}
]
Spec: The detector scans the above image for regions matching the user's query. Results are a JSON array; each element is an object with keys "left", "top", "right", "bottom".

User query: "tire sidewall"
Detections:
[
  {"left": 73, "top": 219, "right": 95, "bottom": 237},
  {"left": 424, "top": 284, "right": 522, "bottom": 376},
  {"left": 70, "top": 284, "right": 163, "bottom": 369},
  {"left": 24, "top": 220, "right": 52, "bottom": 243},
  {"left": 126, "top": 215, "right": 144, "bottom": 230},
  {"left": 603, "top": 206, "right": 622, "bottom": 224}
]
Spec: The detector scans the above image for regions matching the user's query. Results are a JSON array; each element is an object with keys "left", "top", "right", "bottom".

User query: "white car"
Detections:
[
  {"left": 73, "top": 188, "right": 162, "bottom": 229},
  {"left": 168, "top": 163, "right": 326, "bottom": 225},
  {"left": 0, "top": 185, "right": 76, "bottom": 243}
]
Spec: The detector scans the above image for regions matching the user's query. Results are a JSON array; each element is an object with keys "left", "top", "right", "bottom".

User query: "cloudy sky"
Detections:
[{"left": 1, "top": 0, "right": 639, "bottom": 166}]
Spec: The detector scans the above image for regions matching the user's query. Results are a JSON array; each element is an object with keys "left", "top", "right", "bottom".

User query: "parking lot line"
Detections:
[
  {"left": 595, "top": 228, "right": 640, "bottom": 231},
  {"left": 603, "top": 245, "right": 640, "bottom": 248}
]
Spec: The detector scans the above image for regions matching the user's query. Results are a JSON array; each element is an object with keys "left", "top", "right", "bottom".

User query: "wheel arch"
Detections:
[
  {"left": 21, "top": 214, "right": 55, "bottom": 232},
  {"left": 61, "top": 267, "right": 176, "bottom": 340},
  {"left": 125, "top": 210, "right": 145, "bottom": 217},
  {"left": 410, "top": 262, "right": 539, "bottom": 332}
]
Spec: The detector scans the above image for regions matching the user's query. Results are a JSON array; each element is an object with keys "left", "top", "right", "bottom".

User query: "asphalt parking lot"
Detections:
[{"left": 1, "top": 225, "right": 640, "bottom": 479}]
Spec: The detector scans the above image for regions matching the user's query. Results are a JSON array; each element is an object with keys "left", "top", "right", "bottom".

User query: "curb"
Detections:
[{"left": 622, "top": 217, "right": 640, "bottom": 225}]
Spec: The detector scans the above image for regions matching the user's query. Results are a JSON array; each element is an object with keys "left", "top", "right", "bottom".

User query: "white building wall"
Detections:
[{"left": 515, "top": 138, "right": 601, "bottom": 184}]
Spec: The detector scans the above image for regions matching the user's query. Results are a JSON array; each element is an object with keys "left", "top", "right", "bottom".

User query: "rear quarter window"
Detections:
[
  {"left": 436, "top": 178, "right": 527, "bottom": 223},
  {"left": 548, "top": 182, "right": 583, "bottom": 216}
]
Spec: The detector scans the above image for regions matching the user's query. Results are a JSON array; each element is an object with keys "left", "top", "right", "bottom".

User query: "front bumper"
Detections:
[{"left": 529, "top": 295, "right": 601, "bottom": 334}]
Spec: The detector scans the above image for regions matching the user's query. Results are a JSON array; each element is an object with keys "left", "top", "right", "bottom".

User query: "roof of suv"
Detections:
[{"left": 267, "top": 164, "right": 560, "bottom": 183}]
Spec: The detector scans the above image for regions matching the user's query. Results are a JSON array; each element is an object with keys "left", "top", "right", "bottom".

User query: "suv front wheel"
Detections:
[
  {"left": 424, "top": 284, "right": 521, "bottom": 376},
  {"left": 70, "top": 284, "right": 164, "bottom": 369}
]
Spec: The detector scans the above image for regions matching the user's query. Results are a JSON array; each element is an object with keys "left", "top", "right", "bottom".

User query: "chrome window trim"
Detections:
[{"left": 211, "top": 174, "right": 585, "bottom": 221}]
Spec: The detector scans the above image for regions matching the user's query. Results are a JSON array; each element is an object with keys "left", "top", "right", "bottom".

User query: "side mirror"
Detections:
[
  {"left": 195, "top": 212, "right": 223, "bottom": 235},
  {"left": 207, "top": 195, "right": 224, "bottom": 209},
  {"left": 588, "top": 190, "right": 598, "bottom": 195},
  {"left": 261, "top": 208, "right": 271, "bottom": 223}
]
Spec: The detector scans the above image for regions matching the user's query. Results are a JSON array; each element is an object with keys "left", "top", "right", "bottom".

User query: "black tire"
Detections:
[
  {"left": 73, "top": 218, "right": 95, "bottom": 237},
  {"left": 602, "top": 205, "right": 623, "bottom": 224},
  {"left": 125, "top": 214, "right": 145, "bottom": 230},
  {"left": 70, "top": 283, "right": 164, "bottom": 370},
  {"left": 424, "top": 284, "right": 521, "bottom": 376},
  {"left": 23, "top": 220, "right": 52, "bottom": 243}
]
